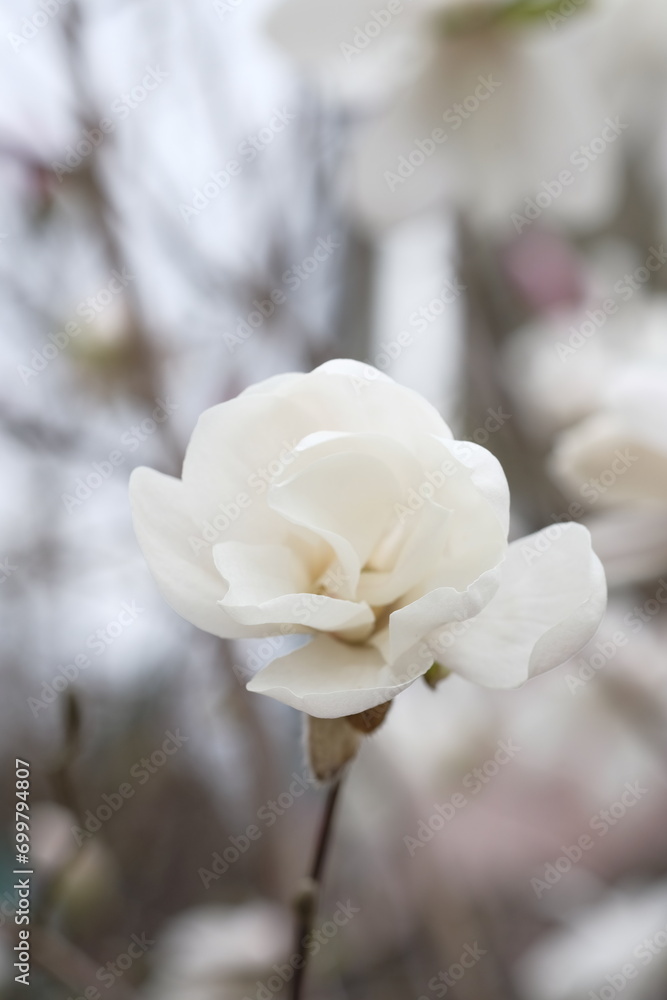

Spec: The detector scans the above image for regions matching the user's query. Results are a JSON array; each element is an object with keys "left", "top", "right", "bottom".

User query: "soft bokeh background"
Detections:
[{"left": 2, "top": 1, "right": 667, "bottom": 997}]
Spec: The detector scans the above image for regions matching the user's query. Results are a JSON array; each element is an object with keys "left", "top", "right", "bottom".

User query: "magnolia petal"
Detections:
[
  {"left": 181, "top": 361, "right": 452, "bottom": 544},
  {"left": 265, "top": 0, "right": 424, "bottom": 105},
  {"left": 585, "top": 508, "right": 667, "bottom": 588},
  {"left": 388, "top": 564, "right": 502, "bottom": 671},
  {"left": 261, "top": 360, "right": 454, "bottom": 452},
  {"left": 383, "top": 435, "right": 509, "bottom": 601},
  {"left": 213, "top": 541, "right": 374, "bottom": 632},
  {"left": 270, "top": 429, "right": 455, "bottom": 605},
  {"left": 428, "top": 454, "right": 508, "bottom": 591},
  {"left": 433, "top": 522, "right": 607, "bottom": 689},
  {"left": 604, "top": 367, "right": 667, "bottom": 456},
  {"left": 214, "top": 541, "right": 309, "bottom": 604},
  {"left": 350, "top": 48, "right": 454, "bottom": 228},
  {"left": 351, "top": 22, "right": 621, "bottom": 232},
  {"left": 551, "top": 414, "right": 667, "bottom": 507},
  {"left": 292, "top": 358, "right": 396, "bottom": 385},
  {"left": 357, "top": 497, "right": 452, "bottom": 606},
  {"left": 268, "top": 451, "right": 403, "bottom": 598},
  {"left": 291, "top": 429, "right": 429, "bottom": 493},
  {"left": 181, "top": 391, "right": 313, "bottom": 544},
  {"left": 440, "top": 438, "right": 511, "bottom": 536},
  {"left": 246, "top": 634, "right": 416, "bottom": 718},
  {"left": 129, "top": 467, "right": 260, "bottom": 639}
]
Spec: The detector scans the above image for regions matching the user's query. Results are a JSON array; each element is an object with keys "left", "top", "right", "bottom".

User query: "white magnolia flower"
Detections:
[
  {"left": 517, "top": 881, "right": 667, "bottom": 1000},
  {"left": 552, "top": 366, "right": 667, "bottom": 508},
  {"left": 141, "top": 903, "right": 290, "bottom": 1000},
  {"left": 502, "top": 290, "right": 667, "bottom": 585},
  {"left": 502, "top": 286, "right": 667, "bottom": 442},
  {"left": 130, "top": 360, "right": 606, "bottom": 720},
  {"left": 551, "top": 364, "right": 667, "bottom": 584},
  {"left": 266, "top": 0, "right": 622, "bottom": 232}
]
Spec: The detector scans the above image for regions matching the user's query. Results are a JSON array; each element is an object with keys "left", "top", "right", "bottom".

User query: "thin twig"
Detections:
[{"left": 291, "top": 777, "right": 344, "bottom": 1000}]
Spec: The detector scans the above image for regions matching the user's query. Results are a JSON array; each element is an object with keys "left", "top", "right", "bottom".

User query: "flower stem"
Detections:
[{"left": 292, "top": 776, "right": 344, "bottom": 1000}]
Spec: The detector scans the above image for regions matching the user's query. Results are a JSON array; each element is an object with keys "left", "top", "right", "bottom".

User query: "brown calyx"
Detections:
[{"left": 345, "top": 700, "right": 393, "bottom": 734}]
